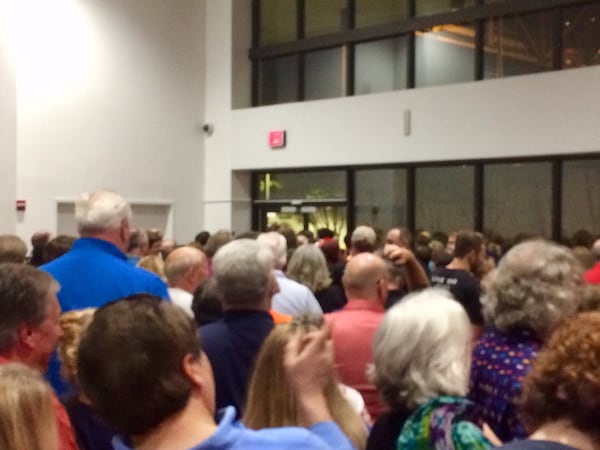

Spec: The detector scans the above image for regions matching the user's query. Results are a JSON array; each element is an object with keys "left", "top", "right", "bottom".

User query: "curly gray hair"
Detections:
[{"left": 482, "top": 239, "right": 583, "bottom": 339}]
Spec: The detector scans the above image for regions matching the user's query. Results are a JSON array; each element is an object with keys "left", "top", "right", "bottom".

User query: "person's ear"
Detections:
[
  {"left": 182, "top": 353, "right": 206, "bottom": 388},
  {"left": 120, "top": 219, "right": 130, "bottom": 243},
  {"left": 17, "top": 323, "right": 36, "bottom": 350}
]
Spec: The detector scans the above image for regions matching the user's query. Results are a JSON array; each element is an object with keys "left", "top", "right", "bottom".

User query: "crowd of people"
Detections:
[{"left": 0, "top": 189, "right": 599, "bottom": 450}]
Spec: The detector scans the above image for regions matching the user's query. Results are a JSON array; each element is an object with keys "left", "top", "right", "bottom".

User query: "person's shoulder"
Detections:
[
  {"left": 231, "top": 423, "right": 346, "bottom": 450},
  {"left": 496, "top": 440, "right": 578, "bottom": 450},
  {"left": 199, "top": 320, "right": 227, "bottom": 344}
]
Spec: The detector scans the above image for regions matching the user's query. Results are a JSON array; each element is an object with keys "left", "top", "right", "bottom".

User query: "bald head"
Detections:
[
  {"left": 164, "top": 246, "right": 208, "bottom": 293},
  {"left": 592, "top": 239, "right": 600, "bottom": 261},
  {"left": 342, "top": 253, "right": 388, "bottom": 301}
]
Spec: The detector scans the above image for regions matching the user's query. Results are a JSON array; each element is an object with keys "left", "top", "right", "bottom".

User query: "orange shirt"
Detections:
[{"left": 269, "top": 309, "right": 292, "bottom": 324}]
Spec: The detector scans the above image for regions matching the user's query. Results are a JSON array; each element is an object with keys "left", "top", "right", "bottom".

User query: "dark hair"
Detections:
[
  {"left": 77, "top": 295, "right": 201, "bottom": 435},
  {"left": 203, "top": 230, "right": 233, "bottom": 258},
  {"left": 127, "top": 229, "right": 147, "bottom": 253},
  {"left": 0, "top": 264, "right": 55, "bottom": 353},
  {"left": 453, "top": 231, "right": 484, "bottom": 258},
  {"left": 278, "top": 226, "right": 297, "bottom": 250},
  {"left": 44, "top": 235, "right": 76, "bottom": 263},
  {"left": 297, "top": 230, "right": 315, "bottom": 243},
  {"left": 194, "top": 231, "right": 210, "bottom": 246},
  {"left": 146, "top": 229, "right": 163, "bottom": 248},
  {"left": 320, "top": 239, "right": 341, "bottom": 265},
  {"left": 519, "top": 312, "right": 600, "bottom": 441},
  {"left": 191, "top": 279, "right": 224, "bottom": 326},
  {"left": 317, "top": 228, "right": 335, "bottom": 240}
]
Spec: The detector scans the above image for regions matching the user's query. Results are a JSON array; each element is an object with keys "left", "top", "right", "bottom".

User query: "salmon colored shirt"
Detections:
[
  {"left": 0, "top": 356, "right": 79, "bottom": 450},
  {"left": 324, "top": 299, "right": 386, "bottom": 419}
]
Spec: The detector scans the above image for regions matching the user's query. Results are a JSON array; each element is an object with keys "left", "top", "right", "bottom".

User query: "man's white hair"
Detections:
[
  {"left": 213, "top": 239, "right": 274, "bottom": 308},
  {"left": 368, "top": 288, "right": 471, "bottom": 410},
  {"left": 256, "top": 232, "right": 287, "bottom": 269},
  {"left": 75, "top": 191, "right": 132, "bottom": 234},
  {"left": 351, "top": 225, "right": 376, "bottom": 246}
]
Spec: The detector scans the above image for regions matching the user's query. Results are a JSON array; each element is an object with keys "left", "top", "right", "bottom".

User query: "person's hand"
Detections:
[
  {"left": 384, "top": 244, "right": 415, "bottom": 265},
  {"left": 283, "top": 325, "right": 334, "bottom": 426},
  {"left": 284, "top": 325, "right": 333, "bottom": 397}
]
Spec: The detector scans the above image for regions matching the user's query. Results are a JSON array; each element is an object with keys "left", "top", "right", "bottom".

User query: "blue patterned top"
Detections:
[{"left": 469, "top": 328, "right": 541, "bottom": 442}]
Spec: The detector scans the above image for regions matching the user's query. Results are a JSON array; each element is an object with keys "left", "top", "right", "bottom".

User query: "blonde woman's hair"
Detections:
[
  {"left": 243, "top": 315, "right": 368, "bottom": 450},
  {"left": 0, "top": 363, "right": 58, "bottom": 450},
  {"left": 137, "top": 254, "right": 166, "bottom": 280},
  {"left": 286, "top": 244, "right": 332, "bottom": 292},
  {"left": 58, "top": 308, "right": 96, "bottom": 384}
]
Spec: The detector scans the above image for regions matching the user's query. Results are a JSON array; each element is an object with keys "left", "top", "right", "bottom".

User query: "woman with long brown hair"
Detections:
[{"left": 243, "top": 315, "right": 368, "bottom": 450}]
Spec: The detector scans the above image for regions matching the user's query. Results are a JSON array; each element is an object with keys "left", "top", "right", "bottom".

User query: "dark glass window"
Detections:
[
  {"left": 415, "top": 24, "right": 476, "bottom": 87},
  {"left": 355, "top": 0, "right": 408, "bottom": 28},
  {"left": 416, "top": 0, "right": 475, "bottom": 17},
  {"left": 484, "top": 162, "right": 552, "bottom": 240},
  {"left": 562, "top": 4, "right": 600, "bottom": 69},
  {"left": 484, "top": 11, "right": 555, "bottom": 79},
  {"left": 259, "top": 0, "right": 297, "bottom": 45},
  {"left": 562, "top": 159, "right": 600, "bottom": 239},
  {"left": 259, "top": 55, "right": 299, "bottom": 105},
  {"left": 304, "top": 48, "right": 344, "bottom": 100},
  {"left": 355, "top": 169, "right": 407, "bottom": 231},
  {"left": 355, "top": 36, "right": 409, "bottom": 95},
  {"left": 305, "top": 0, "right": 348, "bottom": 38},
  {"left": 256, "top": 171, "right": 347, "bottom": 201},
  {"left": 415, "top": 165, "right": 474, "bottom": 232}
]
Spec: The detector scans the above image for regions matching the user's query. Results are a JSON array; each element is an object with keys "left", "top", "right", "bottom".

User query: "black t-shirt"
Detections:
[
  {"left": 366, "top": 409, "right": 413, "bottom": 450},
  {"left": 315, "top": 284, "right": 347, "bottom": 312},
  {"left": 431, "top": 267, "right": 483, "bottom": 325}
]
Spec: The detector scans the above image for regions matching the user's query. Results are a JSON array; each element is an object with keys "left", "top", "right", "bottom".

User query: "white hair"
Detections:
[
  {"left": 212, "top": 239, "right": 274, "bottom": 308},
  {"left": 351, "top": 226, "right": 376, "bottom": 245},
  {"left": 256, "top": 232, "right": 287, "bottom": 269},
  {"left": 368, "top": 288, "right": 471, "bottom": 410},
  {"left": 75, "top": 191, "right": 131, "bottom": 234}
]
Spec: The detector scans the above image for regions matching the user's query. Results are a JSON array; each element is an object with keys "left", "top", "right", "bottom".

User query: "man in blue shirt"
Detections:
[
  {"left": 77, "top": 296, "right": 356, "bottom": 450},
  {"left": 41, "top": 190, "right": 168, "bottom": 393},
  {"left": 42, "top": 190, "right": 168, "bottom": 312}
]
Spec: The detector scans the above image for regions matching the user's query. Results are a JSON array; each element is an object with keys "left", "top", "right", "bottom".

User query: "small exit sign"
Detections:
[{"left": 269, "top": 130, "right": 286, "bottom": 149}]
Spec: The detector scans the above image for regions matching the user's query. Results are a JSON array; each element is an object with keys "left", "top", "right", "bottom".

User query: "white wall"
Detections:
[
  {"left": 230, "top": 65, "right": 600, "bottom": 169},
  {"left": 203, "top": 0, "right": 253, "bottom": 233},
  {"left": 13, "top": 0, "right": 206, "bottom": 243},
  {"left": 0, "top": 1, "right": 17, "bottom": 233},
  {"left": 4, "top": 0, "right": 600, "bottom": 238}
]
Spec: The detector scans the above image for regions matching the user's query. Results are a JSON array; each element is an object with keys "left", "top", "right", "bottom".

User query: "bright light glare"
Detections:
[{"left": 5, "top": 0, "right": 95, "bottom": 101}]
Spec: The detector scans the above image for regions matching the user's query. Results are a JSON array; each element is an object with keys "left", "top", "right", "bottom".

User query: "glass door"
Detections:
[{"left": 255, "top": 203, "right": 348, "bottom": 240}]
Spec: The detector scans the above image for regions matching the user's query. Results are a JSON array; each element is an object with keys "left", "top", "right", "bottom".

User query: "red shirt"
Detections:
[
  {"left": 585, "top": 263, "right": 600, "bottom": 284},
  {"left": 325, "top": 299, "right": 386, "bottom": 418},
  {"left": 0, "top": 356, "right": 79, "bottom": 450}
]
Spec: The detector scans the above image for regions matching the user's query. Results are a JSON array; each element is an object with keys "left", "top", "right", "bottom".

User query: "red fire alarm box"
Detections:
[
  {"left": 269, "top": 130, "right": 286, "bottom": 149},
  {"left": 16, "top": 200, "right": 26, "bottom": 211}
]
